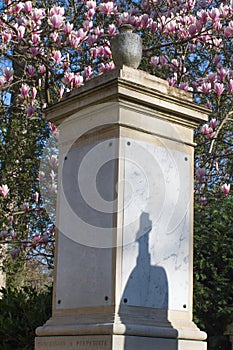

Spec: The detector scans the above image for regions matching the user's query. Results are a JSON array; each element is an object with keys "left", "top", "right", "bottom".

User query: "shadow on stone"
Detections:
[{"left": 118, "top": 212, "right": 178, "bottom": 350}]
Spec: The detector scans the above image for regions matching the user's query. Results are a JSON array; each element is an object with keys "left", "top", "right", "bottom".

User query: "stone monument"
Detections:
[
  {"left": 225, "top": 323, "right": 233, "bottom": 350},
  {"left": 35, "top": 30, "right": 209, "bottom": 350}
]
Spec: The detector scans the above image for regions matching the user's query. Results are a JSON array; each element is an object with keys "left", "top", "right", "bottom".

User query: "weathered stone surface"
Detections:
[
  {"left": 35, "top": 335, "right": 207, "bottom": 350},
  {"left": 35, "top": 66, "right": 209, "bottom": 350}
]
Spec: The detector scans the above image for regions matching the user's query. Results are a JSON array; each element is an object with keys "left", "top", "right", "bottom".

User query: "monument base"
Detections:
[{"left": 35, "top": 334, "right": 207, "bottom": 350}]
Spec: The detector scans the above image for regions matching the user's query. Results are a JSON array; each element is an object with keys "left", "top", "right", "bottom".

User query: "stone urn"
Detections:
[{"left": 110, "top": 24, "right": 142, "bottom": 69}]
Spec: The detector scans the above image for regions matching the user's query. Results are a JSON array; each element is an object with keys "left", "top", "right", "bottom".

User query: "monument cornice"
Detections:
[{"left": 46, "top": 66, "right": 209, "bottom": 129}]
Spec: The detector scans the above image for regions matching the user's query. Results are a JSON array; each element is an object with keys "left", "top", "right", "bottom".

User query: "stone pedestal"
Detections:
[
  {"left": 225, "top": 323, "right": 233, "bottom": 350},
  {"left": 35, "top": 66, "right": 209, "bottom": 349}
]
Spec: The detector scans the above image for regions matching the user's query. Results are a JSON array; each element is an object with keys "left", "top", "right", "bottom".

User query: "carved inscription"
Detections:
[{"left": 36, "top": 337, "right": 110, "bottom": 350}]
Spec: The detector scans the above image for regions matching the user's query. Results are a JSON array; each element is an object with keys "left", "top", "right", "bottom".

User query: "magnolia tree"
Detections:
[{"left": 0, "top": 0, "right": 233, "bottom": 261}]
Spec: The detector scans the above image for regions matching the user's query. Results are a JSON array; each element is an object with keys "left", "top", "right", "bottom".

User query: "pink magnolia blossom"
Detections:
[
  {"left": 213, "top": 54, "right": 222, "bottom": 66},
  {"left": 100, "top": 62, "right": 115, "bottom": 73},
  {"left": 208, "top": 131, "right": 216, "bottom": 139},
  {"left": 84, "top": 66, "right": 92, "bottom": 79},
  {"left": 208, "top": 8, "right": 220, "bottom": 21},
  {"left": 199, "top": 82, "right": 212, "bottom": 94},
  {"left": 64, "top": 71, "right": 74, "bottom": 84},
  {"left": 217, "top": 67, "right": 228, "bottom": 82},
  {"left": 94, "top": 26, "right": 104, "bottom": 38},
  {"left": 224, "top": 22, "right": 233, "bottom": 37},
  {"left": 228, "top": 79, "right": 233, "bottom": 93},
  {"left": 10, "top": 230, "right": 17, "bottom": 239},
  {"left": 32, "top": 87, "right": 37, "bottom": 100},
  {"left": 90, "top": 47, "right": 98, "bottom": 59},
  {"left": 214, "top": 82, "right": 224, "bottom": 96},
  {"left": 150, "top": 56, "right": 159, "bottom": 67},
  {"left": 222, "top": 183, "right": 230, "bottom": 196},
  {"left": 33, "top": 234, "right": 41, "bottom": 242},
  {"left": 50, "top": 170, "right": 55, "bottom": 181},
  {"left": 213, "top": 38, "right": 222, "bottom": 47},
  {"left": 68, "top": 33, "right": 81, "bottom": 49},
  {"left": 187, "top": 0, "right": 195, "bottom": 10},
  {"left": 179, "top": 82, "right": 190, "bottom": 91},
  {"left": 87, "top": 8, "right": 96, "bottom": 20},
  {"left": 104, "top": 45, "right": 112, "bottom": 57},
  {"left": 51, "top": 50, "right": 62, "bottom": 64},
  {"left": 50, "top": 5, "right": 64, "bottom": 16},
  {"left": 9, "top": 215, "right": 14, "bottom": 225},
  {"left": 50, "top": 226, "right": 56, "bottom": 236},
  {"left": 15, "top": 3, "right": 24, "bottom": 14},
  {"left": 77, "top": 28, "right": 87, "bottom": 41},
  {"left": 73, "top": 74, "right": 84, "bottom": 87},
  {"left": 201, "top": 123, "right": 210, "bottom": 135},
  {"left": 83, "top": 20, "right": 93, "bottom": 31},
  {"left": 21, "top": 242, "right": 28, "bottom": 250},
  {"left": 4, "top": 67, "right": 13, "bottom": 83},
  {"left": 50, "top": 183, "right": 57, "bottom": 193},
  {"left": 224, "top": 27, "right": 233, "bottom": 38},
  {"left": 10, "top": 248, "right": 20, "bottom": 259},
  {"left": 166, "top": 20, "right": 176, "bottom": 34},
  {"left": 119, "top": 12, "right": 132, "bottom": 25},
  {"left": 0, "top": 76, "right": 5, "bottom": 86},
  {"left": 52, "top": 32, "right": 59, "bottom": 42},
  {"left": 170, "top": 58, "right": 180, "bottom": 71},
  {"left": 38, "top": 172, "right": 45, "bottom": 182},
  {"left": 141, "top": 14, "right": 151, "bottom": 29},
  {"left": 26, "top": 105, "right": 35, "bottom": 116},
  {"left": 31, "top": 8, "right": 45, "bottom": 25},
  {"left": 30, "top": 47, "right": 39, "bottom": 56},
  {"left": 40, "top": 234, "right": 49, "bottom": 243},
  {"left": 1, "top": 230, "right": 8, "bottom": 239},
  {"left": 108, "top": 24, "right": 116, "bottom": 36},
  {"left": 49, "top": 122, "right": 58, "bottom": 134},
  {"left": 23, "top": 202, "right": 30, "bottom": 212},
  {"left": 197, "top": 10, "right": 208, "bottom": 24},
  {"left": 99, "top": 2, "right": 114, "bottom": 15},
  {"left": 59, "top": 85, "right": 65, "bottom": 99},
  {"left": 86, "top": 1, "right": 96, "bottom": 10},
  {"left": 39, "top": 65, "right": 46, "bottom": 74},
  {"left": 198, "top": 196, "right": 207, "bottom": 206},
  {"left": 24, "top": 1, "right": 33, "bottom": 12},
  {"left": 167, "top": 74, "right": 177, "bottom": 87},
  {"left": 160, "top": 56, "right": 167, "bottom": 66},
  {"left": 209, "top": 118, "right": 217, "bottom": 129},
  {"left": 27, "top": 65, "right": 35, "bottom": 77},
  {"left": 196, "top": 167, "right": 206, "bottom": 180},
  {"left": 49, "top": 155, "right": 58, "bottom": 167},
  {"left": 201, "top": 124, "right": 216, "bottom": 139},
  {"left": 189, "top": 24, "right": 197, "bottom": 36},
  {"left": 1, "top": 31, "right": 12, "bottom": 43},
  {"left": 64, "top": 22, "right": 73, "bottom": 34},
  {"left": 208, "top": 72, "right": 217, "bottom": 83},
  {"left": 20, "top": 84, "right": 30, "bottom": 99},
  {"left": 17, "top": 25, "right": 25, "bottom": 40},
  {"left": 31, "top": 33, "right": 40, "bottom": 45},
  {"left": 0, "top": 184, "right": 9, "bottom": 197},
  {"left": 49, "top": 14, "right": 64, "bottom": 29}
]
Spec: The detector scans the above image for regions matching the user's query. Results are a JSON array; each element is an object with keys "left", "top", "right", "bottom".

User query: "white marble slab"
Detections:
[
  {"left": 121, "top": 137, "right": 191, "bottom": 311},
  {"left": 56, "top": 138, "right": 117, "bottom": 309},
  {"left": 58, "top": 138, "right": 117, "bottom": 248}
]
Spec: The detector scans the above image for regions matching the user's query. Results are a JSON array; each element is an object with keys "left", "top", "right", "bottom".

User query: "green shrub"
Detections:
[
  {"left": 194, "top": 198, "right": 233, "bottom": 350},
  {"left": 0, "top": 286, "right": 52, "bottom": 350}
]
